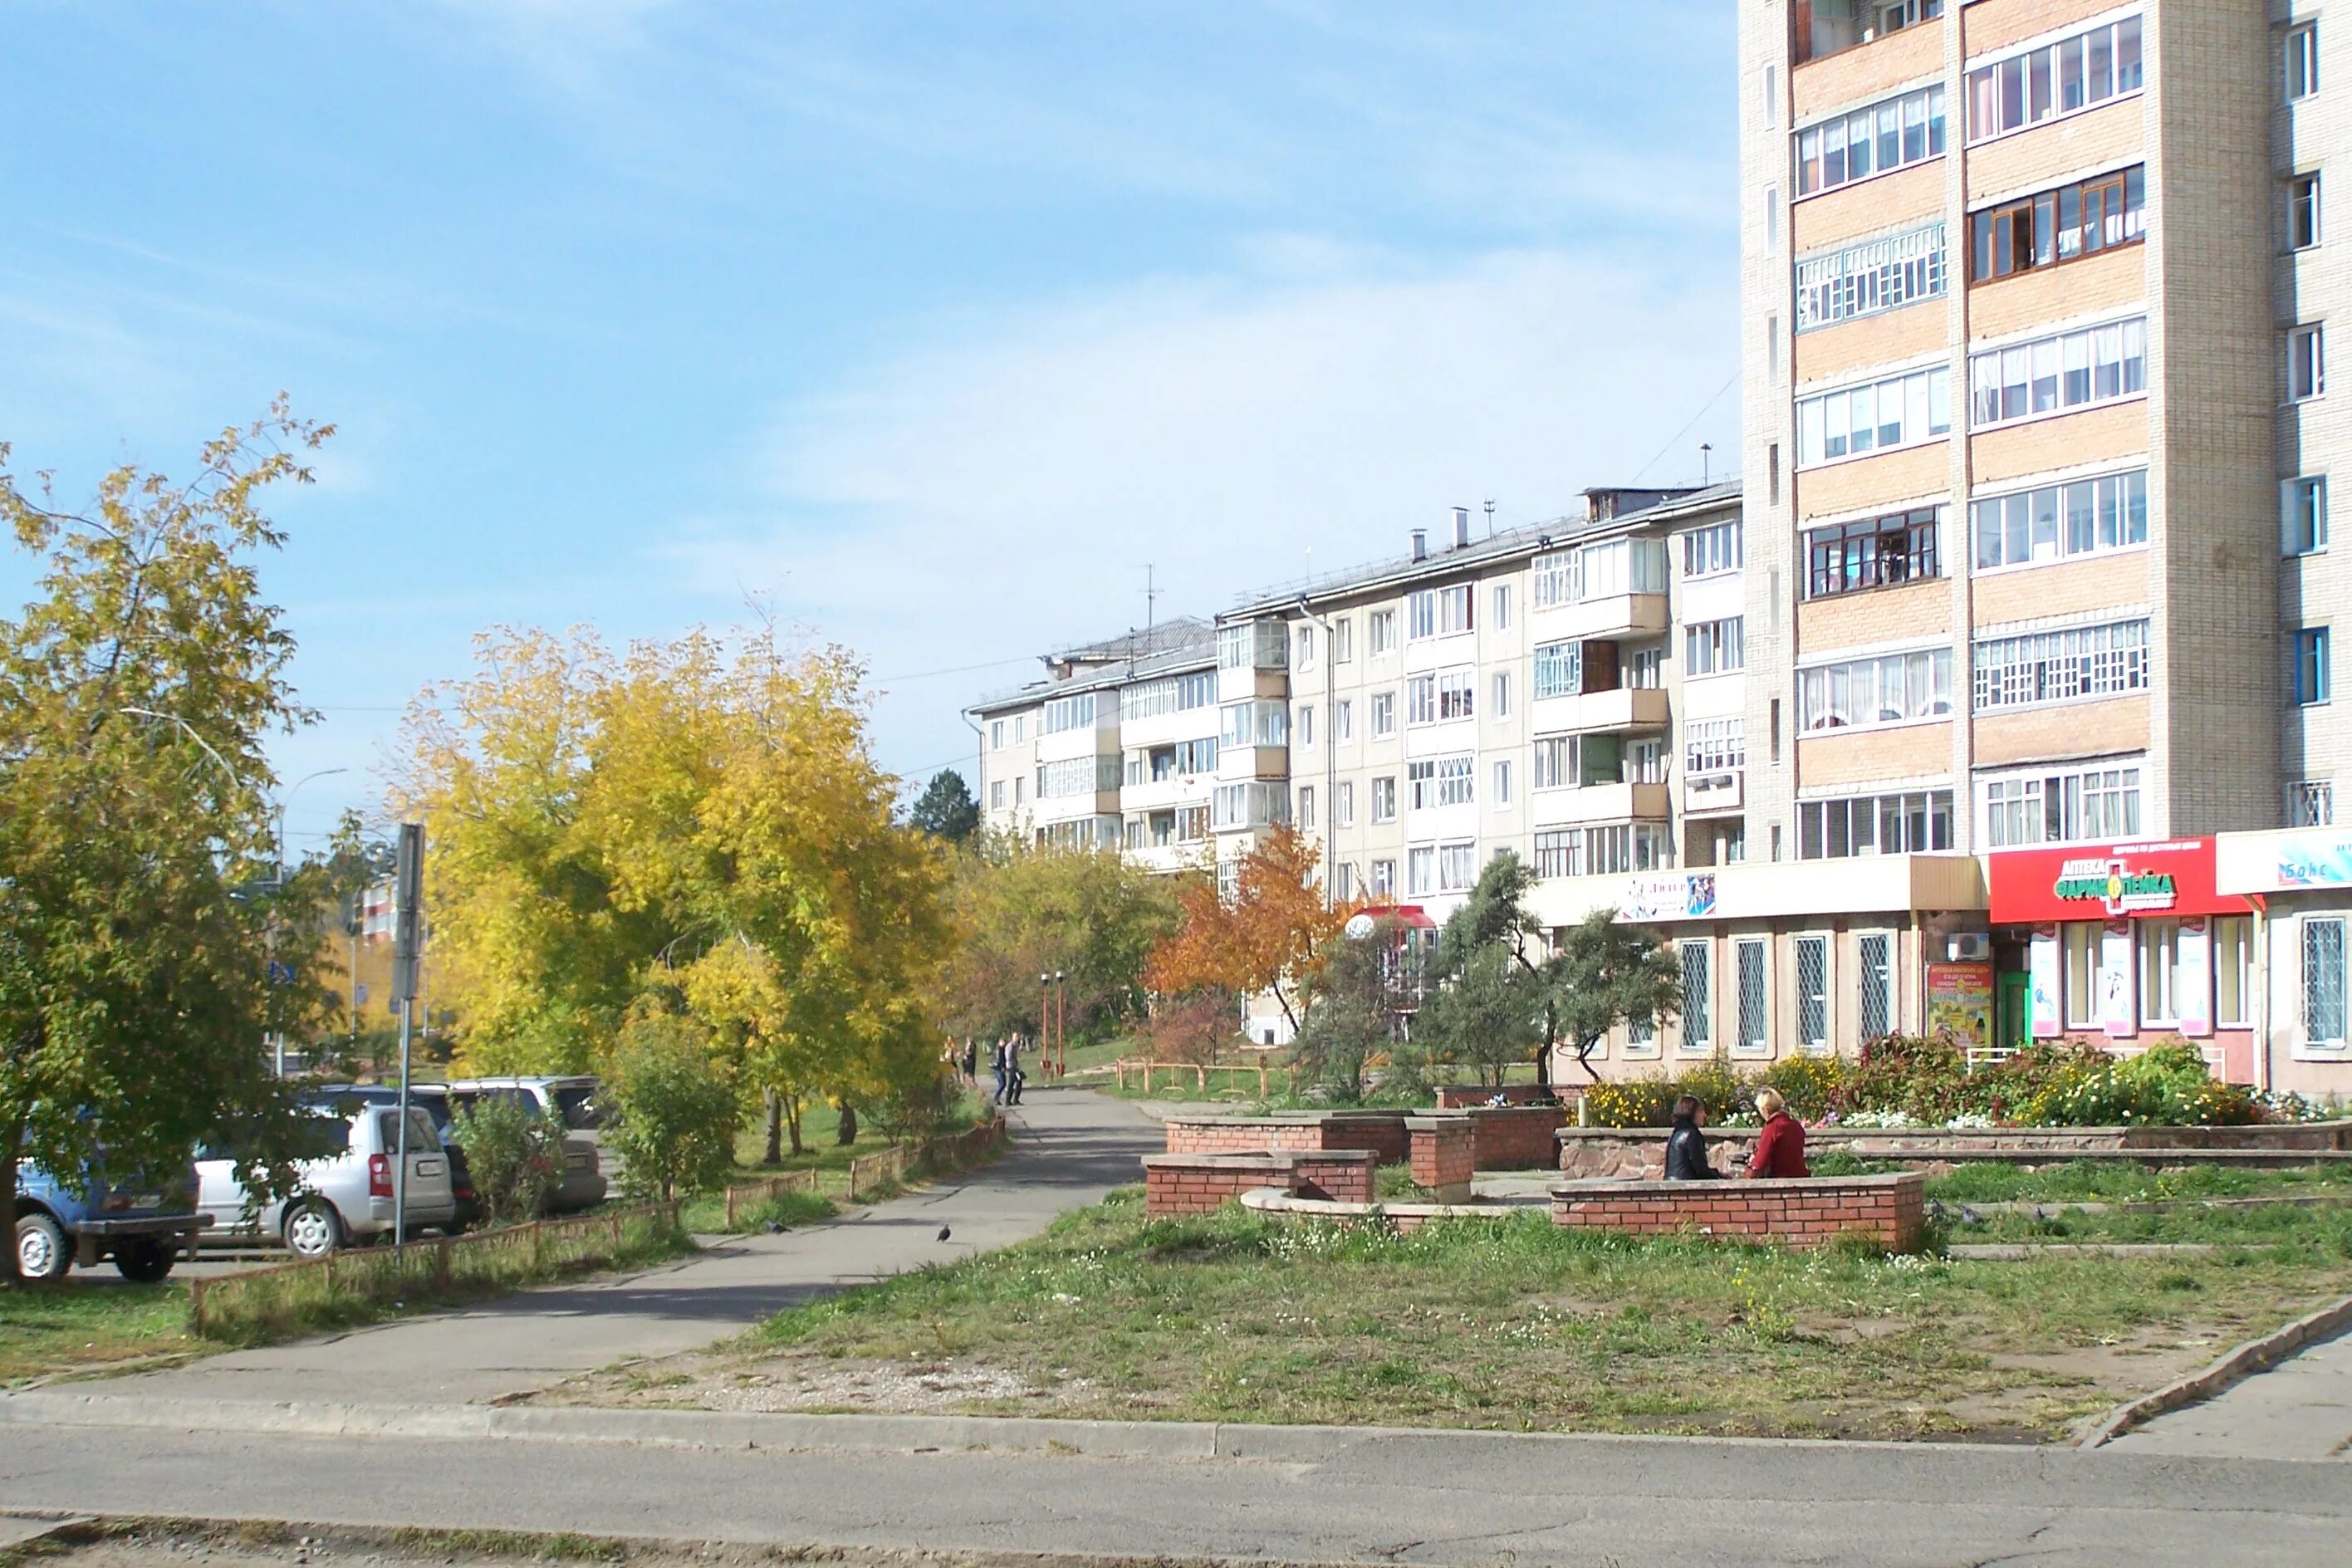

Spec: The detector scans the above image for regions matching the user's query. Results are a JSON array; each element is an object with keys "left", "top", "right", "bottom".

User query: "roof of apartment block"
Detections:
[
  {"left": 1225, "top": 480, "right": 1741, "bottom": 620},
  {"left": 965, "top": 615, "right": 1217, "bottom": 716}
]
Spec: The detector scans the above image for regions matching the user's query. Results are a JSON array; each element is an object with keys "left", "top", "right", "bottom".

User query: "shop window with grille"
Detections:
[
  {"left": 1859, "top": 933, "right": 1893, "bottom": 1040},
  {"left": 1795, "top": 936, "right": 1830, "bottom": 1053},
  {"left": 1736, "top": 938, "right": 1770, "bottom": 1055},
  {"left": 1678, "top": 941, "right": 1712, "bottom": 1054},
  {"left": 2306, "top": 918, "right": 2349, "bottom": 1050}
]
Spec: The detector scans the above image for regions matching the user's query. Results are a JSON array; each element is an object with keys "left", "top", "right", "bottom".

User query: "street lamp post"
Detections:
[{"left": 1053, "top": 970, "right": 1067, "bottom": 1076}]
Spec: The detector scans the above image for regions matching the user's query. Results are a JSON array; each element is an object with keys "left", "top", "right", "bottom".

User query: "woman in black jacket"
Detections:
[{"left": 1664, "top": 1095, "right": 1722, "bottom": 1180}]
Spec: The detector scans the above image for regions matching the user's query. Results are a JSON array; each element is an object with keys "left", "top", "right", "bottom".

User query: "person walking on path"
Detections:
[
  {"left": 1745, "top": 1087, "right": 1809, "bottom": 1178},
  {"left": 1005, "top": 1033, "right": 1027, "bottom": 1105},
  {"left": 963, "top": 1037, "right": 978, "bottom": 1085},
  {"left": 1663, "top": 1095, "right": 1722, "bottom": 1180},
  {"left": 990, "top": 1037, "right": 1010, "bottom": 1105}
]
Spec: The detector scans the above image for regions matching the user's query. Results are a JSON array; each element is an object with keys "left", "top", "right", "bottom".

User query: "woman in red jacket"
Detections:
[{"left": 1746, "top": 1087, "right": 1810, "bottom": 1178}]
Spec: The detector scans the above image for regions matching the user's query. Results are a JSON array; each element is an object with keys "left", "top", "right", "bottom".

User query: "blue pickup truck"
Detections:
[{"left": 15, "top": 1158, "right": 208, "bottom": 1281}]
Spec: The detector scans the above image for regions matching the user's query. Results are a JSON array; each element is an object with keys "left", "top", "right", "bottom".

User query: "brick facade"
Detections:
[
  {"left": 1550, "top": 1173, "right": 1928, "bottom": 1252},
  {"left": 1142, "top": 1150, "right": 1377, "bottom": 1218}
]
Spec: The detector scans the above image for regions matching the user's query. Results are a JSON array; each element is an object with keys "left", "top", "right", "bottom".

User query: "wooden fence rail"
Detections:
[{"left": 1113, "top": 1058, "right": 1297, "bottom": 1096}]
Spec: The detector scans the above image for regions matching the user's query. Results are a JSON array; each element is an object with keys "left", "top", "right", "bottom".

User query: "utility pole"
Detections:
[{"left": 390, "top": 824, "right": 424, "bottom": 1247}]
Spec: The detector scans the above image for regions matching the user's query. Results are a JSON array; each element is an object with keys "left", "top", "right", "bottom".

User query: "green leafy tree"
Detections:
[
  {"left": 1419, "top": 943, "right": 1544, "bottom": 1088},
  {"left": 0, "top": 404, "right": 331, "bottom": 1281},
  {"left": 447, "top": 1097, "right": 564, "bottom": 1225},
  {"left": 1549, "top": 908, "right": 1683, "bottom": 1084},
  {"left": 908, "top": 769, "right": 981, "bottom": 843},
  {"left": 604, "top": 1012, "right": 742, "bottom": 1202},
  {"left": 1291, "top": 915, "right": 1411, "bottom": 1103}
]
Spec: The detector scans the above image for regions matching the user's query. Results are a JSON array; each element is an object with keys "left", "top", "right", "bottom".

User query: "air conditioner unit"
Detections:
[{"left": 1948, "top": 933, "right": 1992, "bottom": 963}]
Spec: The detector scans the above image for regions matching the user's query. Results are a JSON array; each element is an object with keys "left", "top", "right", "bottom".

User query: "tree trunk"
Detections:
[
  {"left": 762, "top": 1091, "right": 783, "bottom": 1166},
  {"left": 786, "top": 1095, "right": 804, "bottom": 1155},
  {"left": 835, "top": 1101, "right": 857, "bottom": 1146},
  {"left": 0, "top": 1140, "right": 18, "bottom": 1286}
]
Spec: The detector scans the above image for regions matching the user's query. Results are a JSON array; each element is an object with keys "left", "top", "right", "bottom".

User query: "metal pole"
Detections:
[{"left": 395, "top": 997, "right": 414, "bottom": 1247}]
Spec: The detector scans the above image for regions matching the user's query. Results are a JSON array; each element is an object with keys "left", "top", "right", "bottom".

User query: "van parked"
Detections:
[{"left": 196, "top": 1104, "right": 456, "bottom": 1257}]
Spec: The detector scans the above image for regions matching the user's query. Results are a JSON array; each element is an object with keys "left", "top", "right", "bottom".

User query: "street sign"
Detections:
[
  {"left": 390, "top": 822, "right": 424, "bottom": 1002},
  {"left": 267, "top": 961, "right": 296, "bottom": 986}
]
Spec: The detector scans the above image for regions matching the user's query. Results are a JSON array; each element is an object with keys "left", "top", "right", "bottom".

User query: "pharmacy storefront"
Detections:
[
  {"left": 1987, "top": 838, "right": 2259, "bottom": 1082},
  {"left": 2215, "top": 829, "right": 2352, "bottom": 1097}
]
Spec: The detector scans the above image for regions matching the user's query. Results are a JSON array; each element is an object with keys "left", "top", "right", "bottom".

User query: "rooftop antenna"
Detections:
[
  {"left": 1700, "top": 443, "right": 1713, "bottom": 485},
  {"left": 1483, "top": 497, "right": 1497, "bottom": 537}
]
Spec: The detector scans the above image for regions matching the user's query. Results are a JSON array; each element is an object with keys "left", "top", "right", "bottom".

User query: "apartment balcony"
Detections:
[
  {"left": 1035, "top": 725, "right": 1119, "bottom": 765},
  {"left": 1120, "top": 774, "right": 1215, "bottom": 813},
  {"left": 1560, "top": 686, "right": 1670, "bottom": 736},
  {"left": 1535, "top": 591, "right": 1668, "bottom": 643},
  {"left": 1683, "top": 768, "right": 1745, "bottom": 815},
  {"left": 1125, "top": 841, "right": 1208, "bottom": 876},
  {"left": 1214, "top": 745, "right": 1289, "bottom": 782},
  {"left": 1531, "top": 782, "right": 1670, "bottom": 828}
]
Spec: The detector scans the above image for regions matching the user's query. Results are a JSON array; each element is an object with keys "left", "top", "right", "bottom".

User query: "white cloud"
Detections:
[{"left": 662, "top": 243, "right": 1740, "bottom": 780}]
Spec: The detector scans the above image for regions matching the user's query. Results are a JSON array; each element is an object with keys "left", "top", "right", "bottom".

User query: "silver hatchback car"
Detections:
[{"left": 196, "top": 1105, "right": 457, "bottom": 1257}]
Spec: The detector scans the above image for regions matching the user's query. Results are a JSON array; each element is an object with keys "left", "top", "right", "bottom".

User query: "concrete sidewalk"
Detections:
[
  {"left": 2109, "top": 1325, "right": 2352, "bottom": 1461},
  {"left": 48, "top": 1087, "right": 1154, "bottom": 1409}
]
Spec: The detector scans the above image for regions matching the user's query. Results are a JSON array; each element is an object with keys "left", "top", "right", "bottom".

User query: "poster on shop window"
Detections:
[
  {"left": 2100, "top": 921, "right": 2136, "bottom": 1037},
  {"left": 2177, "top": 917, "right": 2212, "bottom": 1037},
  {"left": 2028, "top": 926, "right": 2062, "bottom": 1038}
]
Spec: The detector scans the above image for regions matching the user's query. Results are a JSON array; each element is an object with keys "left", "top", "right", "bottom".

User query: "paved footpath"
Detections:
[{"left": 2110, "top": 1324, "right": 2352, "bottom": 1462}]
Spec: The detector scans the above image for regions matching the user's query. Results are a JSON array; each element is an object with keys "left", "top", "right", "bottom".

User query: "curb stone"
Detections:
[{"left": 2075, "top": 1291, "right": 2352, "bottom": 1448}]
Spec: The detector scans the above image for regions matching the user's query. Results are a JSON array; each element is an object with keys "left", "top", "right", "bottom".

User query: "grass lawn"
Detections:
[
  {"left": 0, "top": 1283, "right": 195, "bottom": 1384},
  {"left": 1915, "top": 1159, "right": 2352, "bottom": 1204},
  {"left": 544, "top": 1184, "right": 2352, "bottom": 1442}
]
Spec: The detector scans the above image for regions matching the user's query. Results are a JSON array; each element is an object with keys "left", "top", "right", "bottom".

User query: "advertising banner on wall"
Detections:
[
  {"left": 1926, "top": 961, "right": 1992, "bottom": 1052},
  {"left": 2028, "top": 926, "right": 2062, "bottom": 1039},
  {"left": 2177, "top": 917, "right": 2212, "bottom": 1037},
  {"left": 1987, "top": 838, "right": 2251, "bottom": 924},
  {"left": 2100, "top": 921, "right": 2136, "bottom": 1037}
]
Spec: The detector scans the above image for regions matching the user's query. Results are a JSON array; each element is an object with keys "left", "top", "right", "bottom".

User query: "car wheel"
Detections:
[
  {"left": 282, "top": 1198, "right": 343, "bottom": 1259},
  {"left": 113, "top": 1237, "right": 175, "bottom": 1283},
  {"left": 15, "top": 1213, "right": 71, "bottom": 1281}
]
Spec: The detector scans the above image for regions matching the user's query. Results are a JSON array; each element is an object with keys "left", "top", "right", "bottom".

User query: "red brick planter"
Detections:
[
  {"left": 1550, "top": 1173, "right": 1928, "bottom": 1252},
  {"left": 1143, "top": 1150, "right": 1377, "bottom": 1217},
  {"left": 1407, "top": 1117, "right": 1475, "bottom": 1202}
]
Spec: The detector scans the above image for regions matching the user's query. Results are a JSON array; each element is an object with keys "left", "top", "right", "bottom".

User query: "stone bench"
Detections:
[
  {"left": 1143, "top": 1149, "right": 1377, "bottom": 1218},
  {"left": 1549, "top": 1172, "right": 1928, "bottom": 1252}
]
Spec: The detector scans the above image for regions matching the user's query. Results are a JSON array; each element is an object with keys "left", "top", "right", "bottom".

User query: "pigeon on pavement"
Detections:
[{"left": 937, "top": 1225, "right": 953, "bottom": 1242}]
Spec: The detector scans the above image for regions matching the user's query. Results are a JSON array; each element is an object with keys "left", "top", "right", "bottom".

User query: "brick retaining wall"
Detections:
[
  {"left": 1143, "top": 1150, "right": 1377, "bottom": 1217},
  {"left": 1556, "top": 1120, "right": 2352, "bottom": 1179},
  {"left": 1550, "top": 1173, "right": 1927, "bottom": 1252},
  {"left": 1408, "top": 1118, "right": 1475, "bottom": 1202},
  {"left": 1468, "top": 1105, "right": 1570, "bottom": 1170},
  {"left": 1162, "top": 1112, "right": 1409, "bottom": 1165},
  {"left": 1433, "top": 1084, "right": 1575, "bottom": 1109}
]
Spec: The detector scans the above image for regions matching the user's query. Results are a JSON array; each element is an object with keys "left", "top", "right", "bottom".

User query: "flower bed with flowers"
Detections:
[{"left": 1580, "top": 1037, "right": 2334, "bottom": 1130}]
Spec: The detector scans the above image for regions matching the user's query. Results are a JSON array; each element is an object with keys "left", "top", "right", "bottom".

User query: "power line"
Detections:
[{"left": 1629, "top": 367, "right": 1741, "bottom": 487}]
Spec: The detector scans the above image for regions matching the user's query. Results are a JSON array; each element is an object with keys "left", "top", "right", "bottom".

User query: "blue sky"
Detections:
[{"left": 0, "top": 1, "right": 1741, "bottom": 852}]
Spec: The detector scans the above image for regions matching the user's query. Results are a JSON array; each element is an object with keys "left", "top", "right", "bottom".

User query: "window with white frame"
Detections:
[
  {"left": 1678, "top": 941, "right": 1712, "bottom": 1053},
  {"left": 1041, "top": 693, "right": 1097, "bottom": 734},
  {"left": 1796, "top": 223, "right": 1946, "bottom": 333},
  {"left": 1978, "top": 762, "right": 2143, "bottom": 848},
  {"left": 1573, "top": 537, "right": 1670, "bottom": 599},
  {"left": 1628, "top": 647, "right": 1665, "bottom": 688},
  {"left": 1037, "top": 756, "right": 1119, "bottom": 798},
  {"left": 2304, "top": 916, "right": 2346, "bottom": 1048},
  {"left": 1973, "top": 470, "right": 2147, "bottom": 571},
  {"left": 1438, "top": 842, "right": 1477, "bottom": 892},
  {"left": 1013, "top": 777, "right": 1025, "bottom": 805},
  {"left": 1532, "top": 735, "right": 1576, "bottom": 791},
  {"left": 1296, "top": 786, "right": 1316, "bottom": 831},
  {"left": 1972, "top": 620, "right": 2149, "bottom": 710},
  {"left": 1531, "top": 551, "right": 1574, "bottom": 609},
  {"left": 2296, "top": 627, "right": 2333, "bottom": 704},
  {"left": 1683, "top": 718, "right": 1744, "bottom": 780},
  {"left": 1795, "top": 935, "right": 1830, "bottom": 1053},
  {"left": 1012, "top": 715, "right": 1026, "bottom": 742},
  {"left": 1335, "top": 698, "right": 1354, "bottom": 744},
  {"left": 1796, "top": 365, "right": 1952, "bottom": 467},
  {"left": 1859, "top": 932, "right": 1893, "bottom": 1039},
  {"left": 1296, "top": 703, "right": 1316, "bottom": 748},
  {"left": 1178, "top": 805, "right": 1211, "bottom": 841},
  {"left": 1438, "top": 668, "right": 1475, "bottom": 721},
  {"left": 1371, "top": 690, "right": 1395, "bottom": 737},
  {"left": 1409, "top": 585, "right": 1474, "bottom": 639},
  {"left": 2062, "top": 924, "right": 2100, "bottom": 1029},
  {"left": 990, "top": 780, "right": 1006, "bottom": 809},
  {"left": 2291, "top": 323, "right": 2327, "bottom": 401},
  {"left": 1533, "top": 639, "right": 1582, "bottom": 700},
  {"left": 1212, "top": 781, "right": 1290, "bottom": 831},
  {"left": 1680, "top": 518, "right": 1743, "bottom": 576},
  {"left": 2288, "top": 22, "right": 2321, "bottom": 102},
  {"left": 2291, "top": 171, "right": 2323, "bottom": 251},
  {"left": 1796, "top": 84, "right": 1947, "bottom": 197},
  {"left": 1220, "top": 699, "right": 1291, "bottom": 747},
  {"left": 1408, "top": 845, "right": 1437, "bottom": 896},
  {"left": 1120, "top": 670, "right": 1217, "bottom": 722},
  {"left": 1369, "top": 609, "right": 1396, "bottom": 654},
  {"left": 1492, "top": 672, "right": 1511, "bottom": 719},
  {"left": 1492, "top": 759, "right": 1512, "bottom": 806},
  {"left": 1436, "top": 755, "right": 1475, "bottom": 806},
  {"left": 1333, "top": 617, "right": 1353, "bottom": 662},
  {"left": 2291, "top": 780, "right": 2335, "bottom": 826},
  {"left": 1735, "top": 938, "right": 1769, "bottom": 1054},
  {"left": 1966, "top": 16, "right": 2143, "bottom": 144},
  {"left": 1492, "top": 583, "right": 1512, "bottom": 630},
  {"left": 1370, "top": 858, "right": 1396, "bottom": 897},
  {"left": 1684, "top": 617, "right": 1745, "bottom": 675},
  {"left": 2139, "top": 918, "right": 2184, "bottom": 1027},
  {"left": 1406, "top": 674, "right": 1435, "bottom": 726},
  {"left": 2286, "top": 477, "right": 2330, "bottom": 555},
  {"left": 1968, "top": 317, "right": 2146, "bottom": 428},
  {"left": 1798, "top": 647, "right": 1954, "bottom": 731},
  {"left": 1799, "top": 791, "right": 1954, "bottom": 859},
  {"left": 2215, "top": 915, "right": 2254, "bottom": 1028},
  {"left": 1295, "top": 625, "right": 1316, "bottom": 670},
  {"left": 1336, "top": 781, "right": 1355, "bottom": 828},
  {"left": 1627, "top": 738, "right": 1667, "bottom": 784},
  {"left": 1371, "top": 776, "right": 1397, "bottom": 822},
  {"left": 1217, "top": 620, "right": 1287, "bottom": 672},
  {"left": 990, "top": 719, "right": 1005, "bottom": 750}
]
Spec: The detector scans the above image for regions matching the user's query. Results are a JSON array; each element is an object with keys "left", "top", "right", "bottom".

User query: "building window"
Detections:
[
  {"left": 1735, "top": 938, "right": 1769, "bottom": 1055},
  {"left": 1335, "top": 781, "right": 1355, "bottom": 829},
  {"left": 1796, "top": 365, "right": 1952, "bottom": 468},
  {"left": 2139, "top": 919, "right": 2184, "bottom": 1028},
  {"left": 1796, "top": 84, "right": 1947, "bottom": 198},
  {"left": 1966, "top": 16, "right": 2144, "bottom": 144},
  {"left": 1681, "top": 519, "right": 1742, "bottom": 576},
  {"left": 1492, "top": 760, "right": 1512, "bottom": 806},
  {"left": 1037, "top": 755, "right": 1120, "bottom": 798},
  {"left": 1120, "top": 670, "right": 1217, "bottom": 722},
  {"left": 1220, "top": 699, "right": 1289, "bottom": 748},
  {"left": 2062, "top": 924, "right": 2100, "bottom": 1029},
  {"left": 1492, "top": 583, "right": 1512, "bottom": 630},
  {"left": 1012, "top": 716, "right": 1027, "bottom": 742},
  {"left": 1438, "top": 842, "right": 1477, "bottom": 892},
  {"left": 1408, "top": 586, "right": 1474, "bottom": 639},
  {"left": 1970, "top": 166, "right": 2145, "bottom": 282},
  {"left": 1859, "top": 932, "right": 1893, "bottom": 1039},
  {"left": 1371, "top": 776, "right": 1397, "bottom": 823},
  {"left": 1369, "top": 858, "right": 1395, "bottom": 897},
  {"left": 1439, "top": 669, "right": 1475, "bottom": 721},
  {"left": 1795, "top": 935, "right": 1830, "bottom": 1054},
  {"left": 1012, "top": 777, "right": 1025, "bottom": 806},
  {"left": 1969, "top": 317, "right": 2147, "bottom": 429},
  {"left": 989, "top": 781, "right": 1006, "bottom": 810},
  {"left": 1296, "top": 703, "right": 1316, "bottom": 748},
  {"left": 1627, "top": 646, "right": 1664, "bottom": 688},
  {"left": 1972, "top": 470, "right": 2148, "bottom": 571},
  {"left": 1330, "top": 617, "right": 1353, "bottom": 663},
  {"left": 1972, "top": 620, "right": 2149, "bottom": 711},
  {"left": 1296, "top": 786, "right": 1316, "bottom": 832},
  {"left": 1492, "top": 672, "right": 1511, "bottom": 720},
  {"left": 1295, "top": 625, "right": 1316, "bottom": 670},
  {"left": 1211, "top": 781, "right": 1290, "bottom": 831},
  {"left": 1531, "top": 551, "right": 1574, "bottom": 610},
  {"left": 1569, "top": 537, "right": 1669, "bottom": 599},
  {"left": 990, "top": 720, "right": 1005, "bottom": 750},
  {"left": 1795, "top": 222, "right": 1946, "bottom": 333},
  {"left": 1531, "top": 823, "right": 1652, "bottom": 879},
  {"left": 1369, "top": 609, "right": 1396, "bottom": 654},
  {"left": 1371, "top": 690, "right": 1396, "bottom": 737},
  {"left": 1683, "top": 718, "right": 1745, "bottom": 782},
  {"left": 2291, "top": 172, "right": 2323, "bottom": 251},
  {"left": 2291, "top": 324, "right": 2328, "bottom": 402},
  {"left": 1532, "top": 735, "right": 1575, "bottom": 791},
  {"left": 2286, "top": 477, "right": 2330, "bottom": 555},
  {"left": 2215, "top": 915, "right": 2253, "bottom": 1028},
  {"left": 1627, "top": 738, "right": 1667, "bottom": 785},
  {"left": 1798, "top": 648, "right": 1955, "bottom": 732},
  {"left": 1678, "top": 942, "right": 1712, "bottom": 1053},
  {"left": 1806, "top": 507, "right": 1941, "bottom": 597},
  {"left": 1532, "top": 640, "right": 1583, "bottom": 700},
  {"left": 1799, "top": 0, "right": 1943, "bottom": 65},
  {"left": 1798, "top": 791, "right": 1954, "bottom": 859},
  {"left": 2291, "top": 780, "right": 2335, "bottom": 826},
  {"left": 1979, "top": 762, "right": 2144, "bottom": 848},
  {"left": 2296, "top": 628, "right": 2334, "bottom": 704},
  {"left": 1335, "top": 698, "right": 1354, "bottom": 744},
  {"left": 1683, "top": 618, "right": 1745, "bottom": 676},
  {"left": 1178, "top": 804, "right": 1211, "bottom": 841},
  {"left": 1041, "top": 693, "right": 1096, "bottom": 735},
  {"left": 1408, "top": 846, "right": 1436, "bottom": 896},
  {"left": 2304, "top": 916, "right": 2347, "bottom": 1047},
  {"left": 2288, "top": 22, "right": 2321, "bottom": 102},
  {"left": 1217, "top": 620, "right": 1287, "bottom": 672},
  {"left": 1406, "top": 675, "right": 1433, "bottom": 725}
]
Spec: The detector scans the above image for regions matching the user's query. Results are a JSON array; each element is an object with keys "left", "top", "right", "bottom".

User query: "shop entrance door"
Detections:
[{"left": 1997, "top": 971, "right": 2031, "bottom": 1055}]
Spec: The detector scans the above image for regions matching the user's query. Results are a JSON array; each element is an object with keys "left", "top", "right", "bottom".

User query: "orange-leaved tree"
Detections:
[{"left": 1144, "top": 824, "right": 1352, "bottom": 1035}]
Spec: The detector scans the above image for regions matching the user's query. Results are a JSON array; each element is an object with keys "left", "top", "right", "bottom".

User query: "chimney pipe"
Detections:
[
  {"left": 1410, "top": 528, "right": 1428, "bottom": 562},
  {"left": 1452, "top": 506, "right": 1471, "bottom": 549}
]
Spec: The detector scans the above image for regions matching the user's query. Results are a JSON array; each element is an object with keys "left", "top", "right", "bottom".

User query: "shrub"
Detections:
[
  {"left": 1756, "top": 1054, "right": 1846, "bottom": 1121},
  {"left": 448, "top": 1096, "right": 566, "bottom": 1226},
  {"left": 1581, "top": 1078, "right": 1683, "bottom": 1128},
  {"left": 603, "top": 1012, "right": 742, "bottom": 1202}
]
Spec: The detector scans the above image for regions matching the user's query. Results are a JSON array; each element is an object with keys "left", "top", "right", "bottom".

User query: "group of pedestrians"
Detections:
[
  {"left": 966, "top": 1034, "right": 1025, "bottom": 1106},
  {"left": 1662, "top": 1086, "right": 1810, "bottom": 1181}
]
